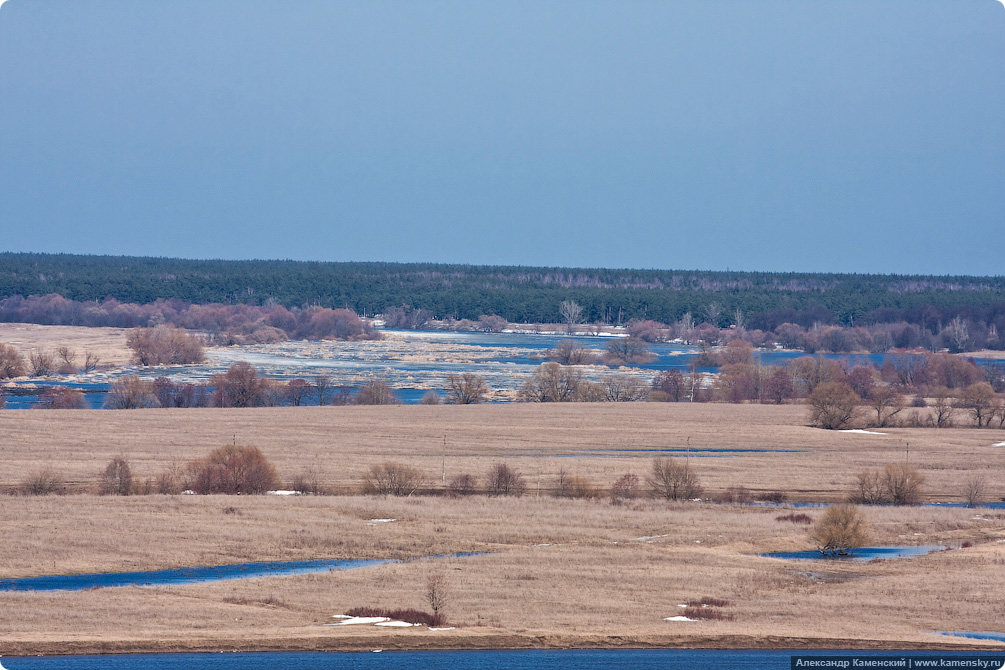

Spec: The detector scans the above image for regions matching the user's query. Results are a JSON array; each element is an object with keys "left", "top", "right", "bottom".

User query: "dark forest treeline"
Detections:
[{"left": 2, "top": 252, "right": 1004, "bottom": 331}]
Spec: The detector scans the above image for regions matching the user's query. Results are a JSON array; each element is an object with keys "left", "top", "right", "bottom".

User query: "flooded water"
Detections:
[
  {"left": 0, "top": 554, "right": 483, "bottom": 592},
  {"left": 2, "top": 650, "right": 1003, "bottom": 670},
  {"left": 761, "top": 545, "right": 948, "bottom": 561}
]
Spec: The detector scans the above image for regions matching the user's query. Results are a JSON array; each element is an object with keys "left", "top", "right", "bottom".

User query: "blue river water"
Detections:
[
  {"left": 2, "top": 650, "right": 1003, "bottom": 670},
  {"left": 761, "top": 545, "right": 948, "bottom": 561}
]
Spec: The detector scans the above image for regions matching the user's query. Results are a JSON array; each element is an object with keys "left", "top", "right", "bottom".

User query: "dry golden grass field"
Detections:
[
  {"left": 1, "top": 403, "right": 1004, "bottom": 655},
  {"left": 0, "top": 322, "right": 134, "bottom": 366}
]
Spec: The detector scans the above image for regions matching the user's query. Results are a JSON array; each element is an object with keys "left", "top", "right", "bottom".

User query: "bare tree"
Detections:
[
  {"left": 354, "top": 379, "right": 401, "bottom": 405},
  {"left": 610, "top": 473, "right": 640, "bottom": 505},
  {"left": 648, "top": 457, "right": 703, "bottom": 500},
  {"left": 362, "top": 462, "right": 424, "bottom": 496},
  {"left": 286, "top": 378, "right": 311, "bottom": 406},
  {"left": 931, "top": 387, "right": 957, "bottom": 428},
  {"left": 312, "top": 371, "right": 335, "bottom": 406},
  {"left": 807, "top": 382, "right": 861, "bottom": 429},
  {"left": 82, "top": 350, "right": 101, "bottom": 373},
  {"left": 445, "top": 373, "right": 490, "bottom": 404},
  {"left": 883, "top": 463, "right": 924, "bottom": 505},
  {"left": 426, "top": 573, "right": 448, "bottom": 624},
  {"left": 518, "top": 362, "right": 582, "bottom": 402},
  {"left": 56, "top": 346, "right": 77, "bottom": 370},
  {"left": 549, "top": 339, "right": 594, "bottom": 365},
  {"left": 28, "top": 350, "right": 56, "bottom": 377},
  {"left": 559, "top": 300, "right": 584, "bottom": 334},
  {"left": 103, "top": 376, "right": 160, "bottom": 409},
  {"left": 943, "top": 316, "right": 971, "bottom": 353},
  {"left": 960, "top": 382, "right": 998, "bottom": 427},
  {"left": 851, "top": 469, "right": 888, "bottom": 504},
  {"left": 99, "top": 457, "right": 134, "bottom": 495},
  {"left": 865, "top": 385, "right": 906, "bottom": 427},
  {"left": 962, "top": 475, "right": 986, "bottom": 508}
]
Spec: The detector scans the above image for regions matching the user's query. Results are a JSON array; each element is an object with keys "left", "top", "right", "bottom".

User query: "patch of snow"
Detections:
[
  {"left": 267, "top": 490, "right": 298, "bottom": 496},
  {"left": 367, "top": 518, "right": 397, "bottom": 523},
  {"left": 664, "top": 616, "right": 698, "bottom": 622},
  {"left": 429, "top": 627, "right": 456, "bottom": 631},
  {"left": 992, "top": 442, "right": 1005, "bottom": 447},
  {"left": 839, "top": 429, "right": 888, "bottom": 435},
  {"left": 331, "top": 616, "right": 391, "bottom": 626},
  {"left": 375, "top": 620, "right": 415, "bottom": 627},
  {"left": 632, "top": 534, "right": 669, "bottom": 542},
  {"left": 331, "top": 614, "right": 351, "bottom": 619},
  {"left": 182, "top": 490, "right": 195, "bottom": 495}
]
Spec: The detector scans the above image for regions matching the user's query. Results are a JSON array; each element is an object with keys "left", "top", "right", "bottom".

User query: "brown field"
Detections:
[
  {"left": 0, "top": 322, "right": 134, "bottom": 366},
  {"left": 1, "top": 403, "right": 1004, "bottom": 655}
]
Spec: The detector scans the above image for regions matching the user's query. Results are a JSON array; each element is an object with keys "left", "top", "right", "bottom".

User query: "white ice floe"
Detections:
[
  {"left": 839, "top": 429, "right": 888, "bottom": 435},
  {"left": 664, "top": 616, "right": 698, "bottom": 622},
  {"left": 375, "top": 620, "right": 415, "bottom": 627},
  {"left": 331, "top": 616, "right": 391, "bottom": 626},
  {"left": 367, "top": 518, "right": 397, "bottom": 523}
]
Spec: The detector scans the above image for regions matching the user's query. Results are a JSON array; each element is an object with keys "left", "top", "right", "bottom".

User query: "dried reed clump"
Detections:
[
  {"left": 343, "top": 606, "right": 445, "bottom": 627},
  {"left": 186, "top": 445, "right": 279, "bottom": 495},
  {"left": 17, "top": 467, "right": 65, "bottom": 496},
  {"left": 775, "top": 512, "right": 814, "bottom": 525},
  {"left": 682, "top": 596, "right": 734, "bottom": 620},
  {"left": 361, "top": 462, "right": 424, "bottom": 496},
  {"left": 756, "top": 490, "right": 788, "bottom": 503},
  {"left": 291, "top": 465, "right": 327, "bottom": 495}
]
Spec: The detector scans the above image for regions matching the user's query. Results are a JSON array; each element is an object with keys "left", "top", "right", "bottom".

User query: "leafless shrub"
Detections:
[
  {"left": 419, "top": 391, "right": 443, "bottom": 405},
  {"left": 18, "top": 467, "right": 64, "bottom": 496},
  {"left": 81, "top": 350, "right": 101, "bottom": 373},
  {"left": 291, "top": 465, "right": 326, "bottom": 495},
  {"left": 344, "top": 606, "right": 444, "bottom": 628},
  {"left": 445, "top": 373, "right": 489, "bottom": 404},
  {"left": 807, "top": 381, "right": 861, "bottom": 429},
  {"left": 851, "top": 469, "right": 888, "bottom": 504},
  {"left": 683, "top": 606, "right": 734, "bottom": 621},
  {"left": 610, "top": 473, "right": 640, "bottom": 505},
  {"left": 686, "top": 597, "right": 733, "bottom": 608},
  {"left": 28, "top": 350, "right": 56, "bottom": 377},
  {"left": 99, "top": 457, "right": 133, "bottom": 495},
  {"left": 485, "top": 463, "right": 526, "bottom": 497},
  {"left": 962, "top": 475, "right": 987, "bottom": 508},
  {"left": 362, "top": 462, "right": 424, "bottom": 496},
  {"left": 154, "top": 463, "right": 184, "bottom": 494},
  {"left": 186, "top": 445, "right": 279, "bottom": 495},
  {"left": 354, "top": 379, "right": 401, "bottom": 405},
  {"left": 648, "top": 457, "right": 703, "bottom": 500},
  {"left": 127, "top": 326, "right": 205, "bottom": 366},
  {"left": 0, "top": 343, "right": 26, "bottom": 379},
  {"left": 883, "top": 463, "right": 924, "bottom": 505},
  {"left": 775, "top": 513, "right": 814, "bottom": 525},
  {"left": 715, "top": 486, "right": 752, "bottom": 504},
  {"left": 755, "top": 490, "right": 788, "bottom": 503},
  {"left": 448, "top": 473, "right": 478, "bottom": 496},
  {"left": 809, "top": 504, "right": 870, "bottom": 556},
  {"left": 34, "top": 386, "right": 87, "bottom": 409},
  {"left": 553, "top": 469, "right": 598, "bottom": 499},
  {"left": 104, "top": 376, "right": 160, "bottom": 409}
]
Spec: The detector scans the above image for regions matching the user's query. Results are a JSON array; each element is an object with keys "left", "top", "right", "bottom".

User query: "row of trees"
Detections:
[
  {"left": 0, "top": 343, "right": 100, "bottom": 379},
  {"left": 5, "top": 253, "right": 1005, "bottom": 332}
]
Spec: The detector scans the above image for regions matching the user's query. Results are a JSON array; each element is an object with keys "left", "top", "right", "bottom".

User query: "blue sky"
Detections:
[{"left": 1, "top": 0, "right": 1002, "bottom": 275}]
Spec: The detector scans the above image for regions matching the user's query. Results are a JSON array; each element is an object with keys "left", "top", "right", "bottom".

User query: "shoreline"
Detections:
[{"left": 1, "top": 632, "right": 997, "bottom": 657}]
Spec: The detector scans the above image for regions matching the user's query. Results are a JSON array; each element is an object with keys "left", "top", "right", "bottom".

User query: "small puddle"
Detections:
[
  {"left": 940, "top": 632, "right": 1005, "bottom": 643},
  {"left": 761, "top": 545, "right": 948, "bottom": 561},
  {"left": 0, "top": 553, "right": 483, "bottom": 592}
]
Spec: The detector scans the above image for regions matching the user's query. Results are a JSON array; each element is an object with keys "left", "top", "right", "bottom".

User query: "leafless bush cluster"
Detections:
[
  {"left": 186, "top": 445, "right": 279, "bottom": 495},
  {"left": 850, "top": 463, "right": 924, "bottom": 505},
  {"left": 127, "top": 325, "right": 206, "bottom": 366},
  {"left": 775, "top": 512, "right": 814, "bottom": 525},
  {"left": 485, "top": 463, "right": 526, "bottom": 496},
  {"left": 362, "top": 462, "right": 424, "bottom": 496},
  {"left": 552, "top": 469, "right": 599, "bottom": 499},
  {"left": 33, "top": 386, "right": 87, "bottom": 409},
  {"left": 715, "top": 486, "right": 752, "bottom": 504},
  {"left": 609, "top": 473, "right": 640, "bottom": 505},
  {"left": 17, "top": 467, "right": 65, "bottom": 496},
  {"left": 0, "top": 343, "right": 26, "bottom": 379},
  {"left": 447, "top": 473, "right": 478, "bottom": 497},
  {"left": 648, "top": 458, "right": 703, "bottom": 500}
]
